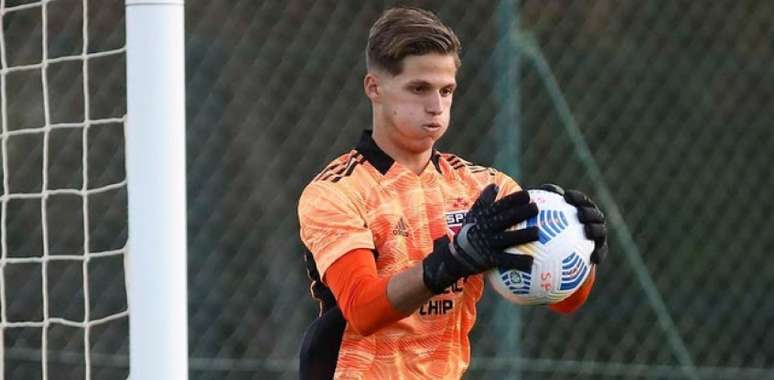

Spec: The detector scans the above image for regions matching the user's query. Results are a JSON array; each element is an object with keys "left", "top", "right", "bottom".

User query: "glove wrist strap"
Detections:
[{"left": 422, "top": 236, "right": 465, "bottom": 294}]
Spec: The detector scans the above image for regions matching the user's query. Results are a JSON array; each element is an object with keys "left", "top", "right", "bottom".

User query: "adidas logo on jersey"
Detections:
[{"left": 392, "top": 217, "right": 409, "bottom": 237}]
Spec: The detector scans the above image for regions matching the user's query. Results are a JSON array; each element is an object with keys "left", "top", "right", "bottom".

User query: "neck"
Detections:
[{"left": 372, "top": 126, "right": 433, "bottom": 175}]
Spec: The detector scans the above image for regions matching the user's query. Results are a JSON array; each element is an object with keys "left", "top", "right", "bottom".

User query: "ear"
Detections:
[{"left": 364, "top": 72, "right": 381, "bottom": 102}]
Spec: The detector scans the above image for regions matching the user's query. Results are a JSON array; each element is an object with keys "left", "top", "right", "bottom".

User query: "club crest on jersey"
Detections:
[{"left": 445, "top": 210, "right": 467, "bottom": 234}]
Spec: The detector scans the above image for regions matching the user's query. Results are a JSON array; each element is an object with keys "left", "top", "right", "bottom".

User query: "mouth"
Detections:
[{"left": 423, "top": 122, "right": 443, "bottom": 131}]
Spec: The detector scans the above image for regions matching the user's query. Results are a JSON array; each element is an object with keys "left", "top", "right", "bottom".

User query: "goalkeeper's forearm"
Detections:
[
  {"left": 386, "top": 263, "right": 435, "bottom": 314},
  {"left": 325, "top": 239, "right": 470, "bottom": 337},
  {"left": 325, "top": 249, "right": 436, "bottom": 336},
  {"left": 326, "top": 229, "right": 521, "bottom": 336},
  {"left": 388, "top": 234, "right": 475, "bottom": 312},
  {"left": 386, "top": 236, "right": 473, "bottom": 315}
]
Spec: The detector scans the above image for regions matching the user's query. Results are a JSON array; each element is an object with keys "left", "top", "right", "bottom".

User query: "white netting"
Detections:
[{"left": 0, "top": 1, "right": 127, "bottom": 379}]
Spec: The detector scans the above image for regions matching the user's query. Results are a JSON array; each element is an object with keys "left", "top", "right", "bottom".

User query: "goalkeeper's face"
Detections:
[{"left": 366, "top": 53, "right": 457, "bottom": 154}]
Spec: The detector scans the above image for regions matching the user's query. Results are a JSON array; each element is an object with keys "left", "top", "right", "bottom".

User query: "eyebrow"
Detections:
[{"left": 405, "top": 79, "right": 456, "bottom": 88}]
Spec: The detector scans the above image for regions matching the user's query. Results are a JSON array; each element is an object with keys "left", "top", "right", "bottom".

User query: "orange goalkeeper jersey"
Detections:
[{"left": 298, "top": 131, "right": 526, "bottom": 379}]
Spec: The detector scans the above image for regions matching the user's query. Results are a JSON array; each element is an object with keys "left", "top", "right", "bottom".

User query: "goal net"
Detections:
[
  {"left": 0, "top": 0, "right": 129, "bottom": 378},
  {"left": 0, "top": 1, "right": 186, "bottom": 379}
]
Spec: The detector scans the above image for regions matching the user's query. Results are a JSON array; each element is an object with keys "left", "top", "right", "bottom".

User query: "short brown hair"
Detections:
[{"left": 366, "top": 7, "right": 461, "bottom": 75}]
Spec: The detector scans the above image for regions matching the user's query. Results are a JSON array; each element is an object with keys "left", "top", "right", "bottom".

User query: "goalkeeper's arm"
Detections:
[{"left": 324, "top": 185, "right": 539, "bottom": 336}]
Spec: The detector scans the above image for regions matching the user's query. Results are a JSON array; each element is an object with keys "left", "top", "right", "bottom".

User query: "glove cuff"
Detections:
[{"left": 422, "top": 236, "right": 465, "bottom": 294}]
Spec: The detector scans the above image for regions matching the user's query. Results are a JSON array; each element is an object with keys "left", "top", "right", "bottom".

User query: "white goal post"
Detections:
[{"left": 125, "top": 0, "right": 188, "bottom": 379}]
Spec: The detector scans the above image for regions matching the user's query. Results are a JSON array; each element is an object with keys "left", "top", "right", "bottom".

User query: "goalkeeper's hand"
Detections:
[
  {"left": 422, "top": 184, "right": 539, "bottom": 294},
  {"left": 538, "top": 184, "right": 608, "bottom": 264}
]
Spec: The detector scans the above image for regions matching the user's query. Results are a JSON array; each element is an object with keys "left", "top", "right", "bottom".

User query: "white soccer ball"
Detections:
[{"left": 486, "top": 189, "right": 595, "bottom": 305}]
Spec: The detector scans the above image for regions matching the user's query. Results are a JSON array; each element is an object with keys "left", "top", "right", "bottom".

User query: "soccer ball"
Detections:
[{"left": 486, "top": 189, "right": 594, "bottom": 305}]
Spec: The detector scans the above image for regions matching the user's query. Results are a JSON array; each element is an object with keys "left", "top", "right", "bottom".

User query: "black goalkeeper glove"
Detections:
[
  {"left": 538, "top": 184, "right": 608, "bottom": 265},
  {"left": 422, "top": 184, "right": 540, "bottom": 294}
]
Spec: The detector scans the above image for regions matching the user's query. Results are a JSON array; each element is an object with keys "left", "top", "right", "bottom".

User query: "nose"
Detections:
[{"left": 425, "top": 92, "right": 443, "bottom": 116}]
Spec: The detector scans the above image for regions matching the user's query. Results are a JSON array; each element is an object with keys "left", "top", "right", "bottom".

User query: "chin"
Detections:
[
  {"left": 395, "top": 125, "right": 444, "bottom": 150},
  {"left": 408, "top": 136, "right": 438, "bottom": 153}
]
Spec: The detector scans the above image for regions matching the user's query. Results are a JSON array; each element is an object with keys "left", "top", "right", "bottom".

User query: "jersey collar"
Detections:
[{"left": 356, "top": 130, "right": 442, "bottom": 175}]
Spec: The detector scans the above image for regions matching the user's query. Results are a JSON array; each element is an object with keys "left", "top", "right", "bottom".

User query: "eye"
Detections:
[
  {"left": 412, "top": 85, "right": 427, "bottom": 94},
  {"left": 440, "top": 87, "right": 455, "bottom": 97}
]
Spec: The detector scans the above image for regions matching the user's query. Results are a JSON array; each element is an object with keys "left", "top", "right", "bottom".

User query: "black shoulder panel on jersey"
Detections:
[
  {"left": 299, "top": 245, "right": 380, "bottom": 378},
  {"left": 470, "top": 166, "right": 495, "bottom": 175},
  {"left": 331, "top": 155, "right": 365, "bottom": 183},
  {"left": 303, "top": 249, "right": 337, "bottom": 314},
  {"left": 300, "top": 248, "right": 354, "bottom": 379},
  {"left": 444, "top": 154, "right": 494, "bottom": 174},
  {"left": 314, "top": 160, "right": 349, "bottom": 182},
  {"left": 316, "top": 153, "right": 365, "bottom": 183},
  {"left": 299, "top": 306, "right": 345, "bottom": 380},
  {"left": 444, "top": 154, "right": 468, "bottom": 170}
]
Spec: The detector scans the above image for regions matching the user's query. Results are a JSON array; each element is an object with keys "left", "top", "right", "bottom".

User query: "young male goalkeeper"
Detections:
[{"left": 297, "top": 7, "right": 608, "bottom": 380}]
